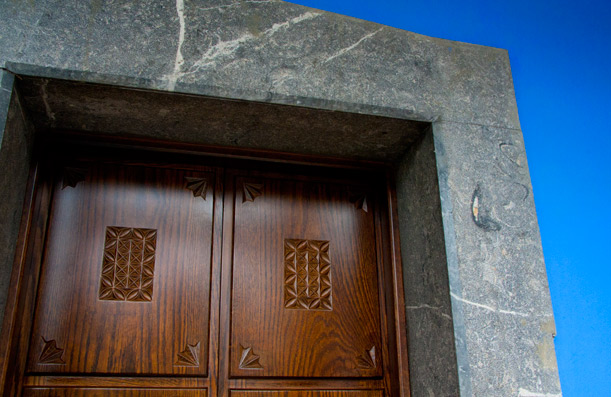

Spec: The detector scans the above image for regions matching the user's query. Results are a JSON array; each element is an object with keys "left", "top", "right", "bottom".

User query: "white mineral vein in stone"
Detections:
[
  {"left": 323, "top": 27, "right": 383, "bottom": 64},
  {"left": 405, "top": 304, "right": 452, "bottom": 321},
  {"left": 518, "top": 388, "right": 562, "bottom": 397},
  {"left": 165, "top": 0, "right": 186, "bottom": 91},
  {"left": 450, "top": 292, "right": 529, "bottom": 317},
  {"left": 185, "top": 11, "right": 321, "bottom": 74},
  {"left": 198, "top": 0, "right": 273, "bottom": 12}
]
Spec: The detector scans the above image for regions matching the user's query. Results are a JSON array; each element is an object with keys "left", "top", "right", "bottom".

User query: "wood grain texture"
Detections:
[
  {"left": 384, "top": 174, "right": 412, "bottom": 396},
  {"left": 25, "top": 163, "right": 216, "bottom": 376},
  {"left": 226, "top": 378, "right": 385, "bottom": 390},
  {"left": 229, "top": 174, "right": 382, "bottom": 378},
  {"left": 23, "top": 376, "right": 207, "bottom": 389},
  {"left": 2, "top": 140, "right": 409, "bottom": 396},
  {"left": 206, "top": 169, "right": 226, "bottom": 397},
  {"left": 22, "top": 388, "right": 206, "bottom": 396},
  {"left": 230, "top": 391, "right": 382, "bottom": 397}
]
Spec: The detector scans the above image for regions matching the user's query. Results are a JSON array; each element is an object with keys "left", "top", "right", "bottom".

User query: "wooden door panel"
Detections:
[
  {"left": 229, "top": 175, "right": 383, "bottom": 378},
  {"left": 26, "top": 163, "right": 215, "bottom": 375},
  {"left": 22, "top": 389, "right": 206, "bottom": 397},
  {"left": 230, "top": 391, "right": 382, "bottom": 397}
]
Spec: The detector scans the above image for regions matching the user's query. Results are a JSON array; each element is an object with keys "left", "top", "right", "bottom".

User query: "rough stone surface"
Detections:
[
  {"left": 0, "top": 81, "right": 34, "bottom": 324},
  {"left": 434, "top": 121, "right": 561, "bottom": 396},
  {"left": 396, "top": 130, "right": 461, "bottom": 397},
  {"left": 17, "top": 77, "right": 427, "bottom": 162},
  {"left": 1, "top": 0, "right": 519, "bottom": 129},
  {"left": 0, "top": 1, "right": 560, "bottom": 396}
]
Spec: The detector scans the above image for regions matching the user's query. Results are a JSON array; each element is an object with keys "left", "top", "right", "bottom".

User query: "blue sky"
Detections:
[{"left": 287, "top": 1, "right": 611, "bottom": 395}]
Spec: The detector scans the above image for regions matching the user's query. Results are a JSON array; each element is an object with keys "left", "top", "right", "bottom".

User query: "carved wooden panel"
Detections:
[
  {"left": 185, "top": 176, "right": 209, "bottom": 200},
  {"left": 284, "top": 239, "right": 332, "bottom": 310},
  {"left": 242, "top": 182, "right": 263, "bottom": 202},
  {"left": 238, "top": 345, "right": 263, "bottom": 369},
  {"left": 348, "top": 191, "right": 368, "bottom": 212},
  {"left": 99, "top": 226, "right": 157, "bottom": 302},
  {"left": 175, "top": 342, "right": 200, "bottom": 367},
  {"left": 22, "top": 389, "right": 206, "bottom": 396},
  {"left": 230, "top": 392, "right": 382, "bottom": 397},
  {"left": 38, "top": 338, "right": 65, "bottom": 365},
  {"left": 356, "top": 346, "right": 377, "bottom": 370},
  {"left": 230, "top": 175, "right": 382, "bottom": 378},
  {"left": 26, "top": 164, "right": 216, "bottom": 376},
  {"left": 62, "top": 167, "right": 87, "bottom": 189}
]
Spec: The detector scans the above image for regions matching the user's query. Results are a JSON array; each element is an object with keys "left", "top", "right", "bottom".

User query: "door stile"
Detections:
[
  {"left": 372, "top": 182, "right": 395, "bottom": 397},
  {"left": 385, "top": 172, "right": 411, "bottom": 396},
  {"left": 0, "top": 159, "right": 54, "bottom": 397},
  {"left": 208, "top": 167, "right": 226, "bottom": 397},
  {"left": 217, "top": 169, "right": 238, "bottom": 396}
]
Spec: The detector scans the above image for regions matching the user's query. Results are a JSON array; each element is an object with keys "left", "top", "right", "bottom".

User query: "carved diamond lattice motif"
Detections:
[
  {"left": 284, "top": 239, "right": 332, "bottom": 311},
  {"left": 99, "top": 226, "right": 157, "bottom": 302}
]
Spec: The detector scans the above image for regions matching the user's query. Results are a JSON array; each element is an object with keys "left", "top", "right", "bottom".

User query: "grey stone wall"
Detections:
[
  {"left": 396, "top": 129, "right": 461, "bottom": 396},
  {"left": 0, "top": 1, "right": 561, "bottom": 395},
  {"left": 433, "top": 121, "right": 560, "bottom": 396},
  {"left": 0, "top": 72, "right": 35, "bottom": 323}
]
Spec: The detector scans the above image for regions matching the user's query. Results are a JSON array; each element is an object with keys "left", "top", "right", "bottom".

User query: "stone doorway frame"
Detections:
[{"left": 0, "top": 2, "right": 560, "bottom": 395}]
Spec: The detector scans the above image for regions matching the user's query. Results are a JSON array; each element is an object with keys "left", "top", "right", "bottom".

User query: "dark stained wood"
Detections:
[
  {"left": 227, "top": 378, "right": 385, "bottom": 390},
  {"left": 26, "top": 162, "right": 216, "bottom": 375},
  {"left": 23, "top": 376, "right": 207, "bottom": 388},
  {"left": 372, "top": 188, "right": 396, "bottom": 396},
  {"left": 228, "top": 173, "right": 382, "bottom": 379},
  {"left": 206, "top": 169, "right": 226, "bottom": 397},
  {"left": 22, "top": 389, "right": 206, "bottom": 396},
  {"left": 0, "top": 137, "right": 410, "bottom": 397},
  {"left": 384, "top": 173, "right": 411, "bottom": 395},
  {"left": 230, "top": 391, "right": 382, "bottom": 397}
]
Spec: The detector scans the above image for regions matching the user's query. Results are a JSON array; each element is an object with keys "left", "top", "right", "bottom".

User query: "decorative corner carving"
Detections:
[
  {"left": 39, "top": 337, "right": 65, "bottom": 364},
  {"left": 175, "top": 341, "right": 200, "bottom": 367},
  {"left": 238, "top": 344, "right": 263, "bottom": 369},
  {"left": 99, "top": 226, "right": 157, "bottom": 302},
  {"left": 349, "top": 191, "right": 368, "bottom": 212},
  {"left": 356, "top": 346, "right": 376, "bottom": 369},
  {"left": 242, "top": 182, "right": 263, "bottom": 203},
  {"left": 62, "top": 167, "right": 87, "bottom": 189},
  {"left": 185, "top": 177, "right": 209, "bottom": 200},
  {"left": 284, "top": 239, "right": 332, "bottom": 311}
]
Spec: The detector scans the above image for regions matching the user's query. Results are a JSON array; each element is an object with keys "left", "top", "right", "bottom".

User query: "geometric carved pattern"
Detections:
[
  {"left": 62, "top": 167, "right": 87, "bottom": 189},
  {"left": 349, "top": 191, "right": 368, "bottom": 212},
  {"left": 356, "top": 346, "right": 376, "bottom": 369},
  {"left": 238, "top": 344, "right": 263, "bottom": 369},
  {"left": 99, "top": 226, "right": 157, "bottom": 302},
  {"left": 175, "top": 341, "right": 200, "bottom": 367},
  {"left": 39, "top": 337, "right": 65, "bottom": 364},
  {"left": 185, "top": 176, "right": 209, "bottom": 200},
  {"left": 242, "top": 182, "right": 264, "bottom": 203},
  {"left": 284, "top": 239, "right": 332, "bottom": 311}
]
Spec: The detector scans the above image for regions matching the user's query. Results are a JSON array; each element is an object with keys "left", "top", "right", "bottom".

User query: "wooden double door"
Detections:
[{"left": 11, "top": 145, "right": 408, "bottom": 396}]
